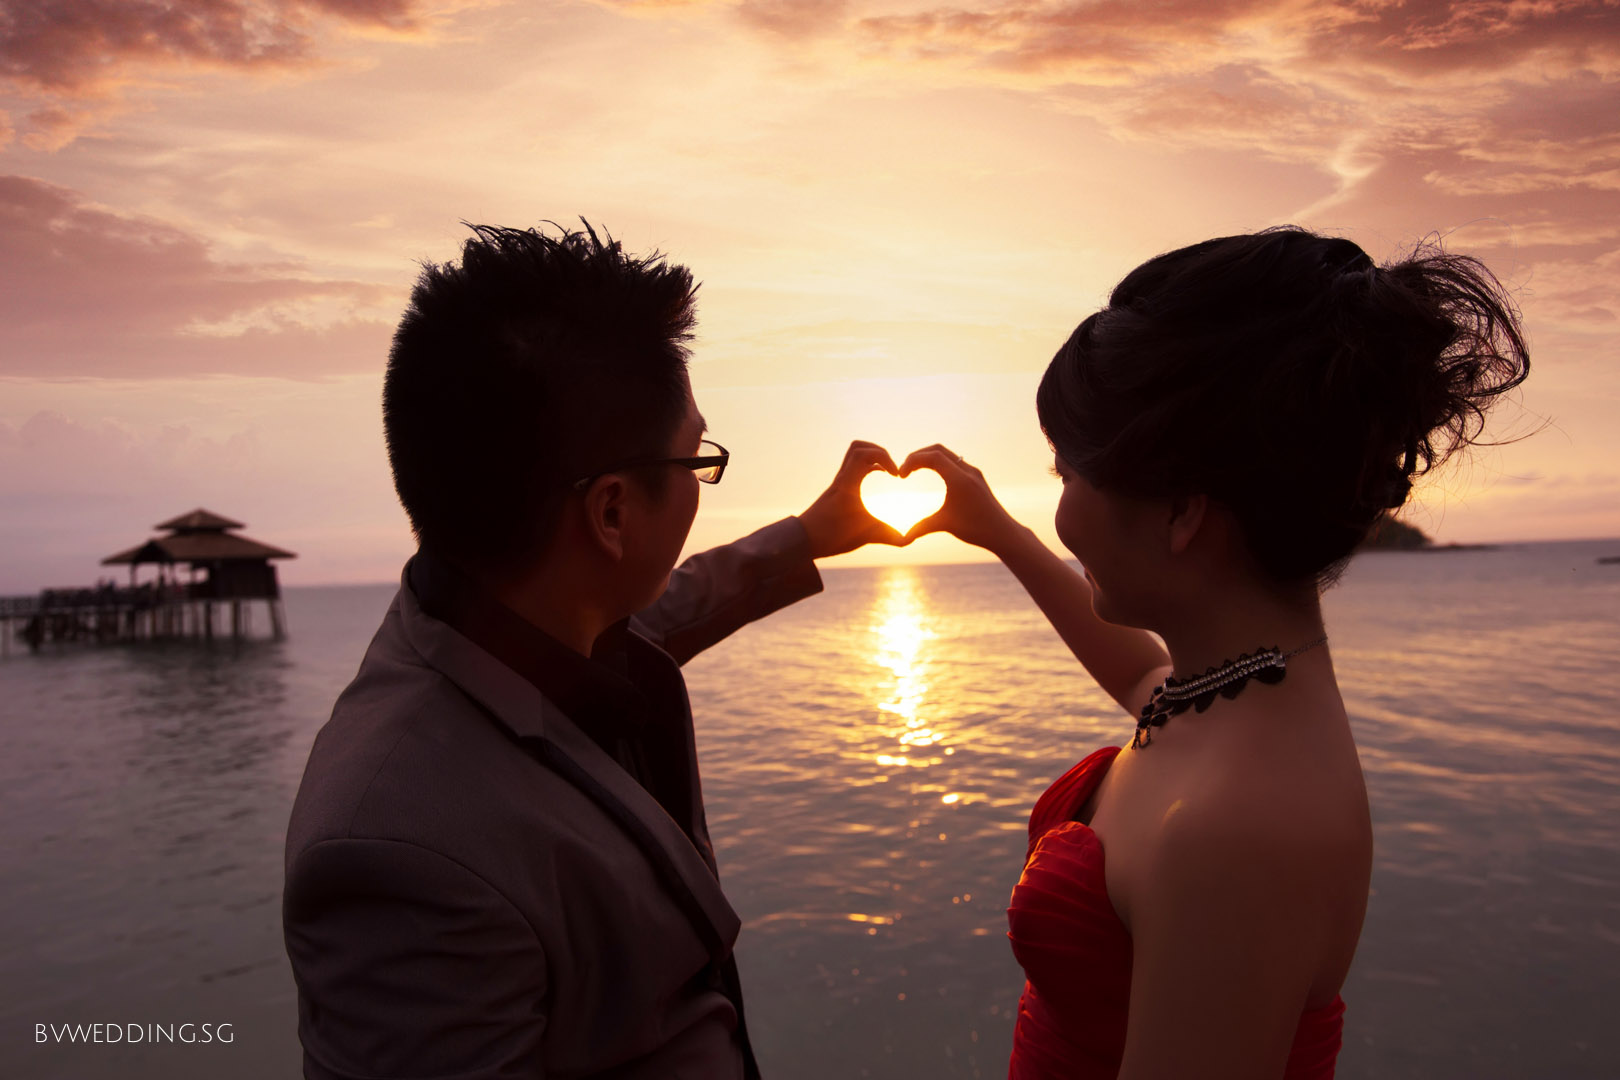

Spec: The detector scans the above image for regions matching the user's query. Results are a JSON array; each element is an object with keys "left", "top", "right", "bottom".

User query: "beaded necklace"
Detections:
[{"left": 1132, "top": 634, "right": 1329, "bottom": 749}]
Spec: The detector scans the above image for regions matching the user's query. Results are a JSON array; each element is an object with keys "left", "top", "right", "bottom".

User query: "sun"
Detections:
[{"left": 860, "top": 471, "right": 947, "bottom": 535}]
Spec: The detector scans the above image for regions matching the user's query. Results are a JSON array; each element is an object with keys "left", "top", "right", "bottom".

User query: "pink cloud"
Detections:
[
  {"left": 856, "top": 0, "right": 1277, "bottom": 78},
  {"left": 592, "top": 0, "right": 849, "bottom": 36},
  {"left": 0, "top": 0, "right": 420, "bottom": 93},
  {"left": 0, "top": 402, "right": 412, "bottom": 591},
  {"left": 589, "top": 0, "right": 717, "bottom": 15},
  {"left": 853, "top": 0, "right": 1620, "bottom": 82},
  {"left": 1297, "top": 0, "right": 1620, "bottom": 78},
  {"left": 897, "top": 3, "right": 1609, "bottom": 152},
  {"left": 1105, "top": 62, "right": 1354, "bottom": 154},
  {"left": 582, "top": 0, "right": 1620, "bottom": 171},
  {"left": 836, "top": 0, "right": 1620, "bottom": 280},
  {"left": 0, "top": 175, "right": 397, "bottom": 378},
  {"left": 736, "top": 0, "right": 850, "bottom": 37},
  {"left": 0, "top": 0, "right": 429, "bottom": 146}
]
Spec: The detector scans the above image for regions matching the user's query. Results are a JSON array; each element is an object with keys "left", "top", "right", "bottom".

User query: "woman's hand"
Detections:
[
  {"left": 903, "top": 443, "right": 1171, "bottom": 716},
  {"left": 899, "top": 444, "right": 1027, "bottom": 556},
  {"left": 798, "top": 440, "right": 909, "bottom": 559}
]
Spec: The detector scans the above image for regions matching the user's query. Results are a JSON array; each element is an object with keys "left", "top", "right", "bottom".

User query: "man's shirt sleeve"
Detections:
[{"left": 629, "top": 516, "right": 824, "bottom": 665}]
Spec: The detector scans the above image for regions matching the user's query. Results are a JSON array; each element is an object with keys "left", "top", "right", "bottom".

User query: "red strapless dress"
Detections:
[{"left": 1006, "top": 745, "right": 1345, "bottom": 1079}]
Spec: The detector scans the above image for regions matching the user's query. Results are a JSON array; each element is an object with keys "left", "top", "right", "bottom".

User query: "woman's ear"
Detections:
[
  {"left": 1165, "top": 493, "right": 1208, "bottom": 556},
  {"left": 581, "top": 475, "right": 628, "bottom": 562}
]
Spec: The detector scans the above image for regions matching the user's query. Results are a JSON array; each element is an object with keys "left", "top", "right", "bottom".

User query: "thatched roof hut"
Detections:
[{"left": 102, "top": 508, "right": 296, "bottom": 599}]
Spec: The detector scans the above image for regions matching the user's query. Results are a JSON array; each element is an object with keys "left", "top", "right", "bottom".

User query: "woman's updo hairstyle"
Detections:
[{"left": 1036, "top": 226, "right": 1530, "bottom": 590}]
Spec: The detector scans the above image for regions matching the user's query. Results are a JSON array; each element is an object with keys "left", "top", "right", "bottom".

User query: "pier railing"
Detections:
[
  {"left": 0, "top": 595, "right": 39, "bottom": 617},
  {"left": 0, "top": 582, "right": 285, "bottom": 654}
]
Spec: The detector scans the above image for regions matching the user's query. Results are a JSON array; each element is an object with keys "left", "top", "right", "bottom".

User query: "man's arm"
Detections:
[
  {"left": 629, "top": 516, "right": 824, "bottom": 665},
  {"left": 631, "top": 440, "right": 904, "bottom": 665},
  {"left": 283, "top": 837, "right": 547, "bottom": 1080}
]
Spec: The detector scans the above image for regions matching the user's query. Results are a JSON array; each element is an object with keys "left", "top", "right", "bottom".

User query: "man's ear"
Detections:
[
  {"left": 1166, "top": 493, "right": 1208, "bottom": 556},
  {"left": 581, "top": 475, "right": 629, "bottom": 562}
]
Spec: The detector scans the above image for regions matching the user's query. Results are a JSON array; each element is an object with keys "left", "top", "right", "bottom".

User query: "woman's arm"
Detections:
[
  {"left": 995, "top": 524, "right": 1172, "bottom": 717},
  {"left": 900, "top": 446, "right": 1170, "bottom": 717}
]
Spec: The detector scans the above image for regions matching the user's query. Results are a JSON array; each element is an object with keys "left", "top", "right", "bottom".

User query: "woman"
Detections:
[{"left": 901, "top": 227, "right": 1529, "bottom": 1079}]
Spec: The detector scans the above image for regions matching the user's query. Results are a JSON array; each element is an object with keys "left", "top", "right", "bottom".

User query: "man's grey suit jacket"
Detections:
[{"left": 283, "top": 518, "right": 823, "bottom": 1079}]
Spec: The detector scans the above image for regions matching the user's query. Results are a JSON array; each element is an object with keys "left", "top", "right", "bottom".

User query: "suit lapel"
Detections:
[{"left": 394, "top": 573, "right": 742, "bottom": 961}]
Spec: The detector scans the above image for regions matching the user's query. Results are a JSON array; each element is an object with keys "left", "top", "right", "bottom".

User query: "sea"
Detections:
[{"left": 2, "top": 539, "right": 1617, "bottom": 1080}]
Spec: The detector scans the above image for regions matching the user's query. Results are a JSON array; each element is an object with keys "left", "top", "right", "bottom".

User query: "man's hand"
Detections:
[
  {"left": 797, "top": 440, "right": 910, "bottom": 559},
  {"left": 899, "top": 444, "right": 1024, "bottom": 556}
]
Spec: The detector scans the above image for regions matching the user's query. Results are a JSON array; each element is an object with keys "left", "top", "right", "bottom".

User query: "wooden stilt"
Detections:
[
  {"left": 231, "top": 600, "right": 242, "bottom": 640},
  {"left": 269, "top": 599, "right": 285, "bottom": 640}
]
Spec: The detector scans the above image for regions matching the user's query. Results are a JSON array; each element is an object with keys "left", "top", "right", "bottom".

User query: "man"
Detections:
[{"left": 282, "top": 223, "right": 903, "bottom": 1079}]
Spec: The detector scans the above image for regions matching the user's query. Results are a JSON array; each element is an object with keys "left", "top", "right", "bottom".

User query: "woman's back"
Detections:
[
  {"left": 1083, "top": 651, "right": 1373, "bottom": 1008},
  {"left": 1007, "top": 653, "right": 1372, "bottom": 1078}
]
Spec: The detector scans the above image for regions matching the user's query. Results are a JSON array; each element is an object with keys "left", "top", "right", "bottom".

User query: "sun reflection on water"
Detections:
[{"left": 869, "top": 568, "right": 946, "bottom": 770}]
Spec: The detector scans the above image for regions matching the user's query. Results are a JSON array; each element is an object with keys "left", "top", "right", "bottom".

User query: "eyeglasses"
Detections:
[{"left": 570, "top": 439, "right": 729, "bottom": 491}]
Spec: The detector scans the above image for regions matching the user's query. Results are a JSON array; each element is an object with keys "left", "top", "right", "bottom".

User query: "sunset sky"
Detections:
[{"left": 1, "top": 0, "right": 1616, "bottom": 590}]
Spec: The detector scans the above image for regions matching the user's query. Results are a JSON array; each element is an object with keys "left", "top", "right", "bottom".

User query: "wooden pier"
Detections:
[
  {"left": 0, "top": 583, "right": 286, "bottom": 654},
  {"left": 1, "top": 508, "right": 295, "bottom": 656}
]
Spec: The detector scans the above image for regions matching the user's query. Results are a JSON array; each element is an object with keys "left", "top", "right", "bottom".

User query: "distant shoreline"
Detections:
[{"left": 1363, "top": 542, "right": 1499, "bottom": 553}]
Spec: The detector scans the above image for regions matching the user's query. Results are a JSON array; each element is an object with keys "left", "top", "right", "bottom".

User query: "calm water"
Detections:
[{"left": 2, "top": 540, "right": 1618, "bottom": 1079}]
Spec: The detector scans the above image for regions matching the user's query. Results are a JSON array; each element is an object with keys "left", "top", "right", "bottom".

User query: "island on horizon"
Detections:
[{"left": 1357, "top": 512, "right": 1497, "bottom": 553}]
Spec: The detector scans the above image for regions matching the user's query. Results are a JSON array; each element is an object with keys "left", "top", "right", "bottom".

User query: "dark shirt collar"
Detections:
[{"left": 406, "top": 546, "right": 646, "bottom": 739}]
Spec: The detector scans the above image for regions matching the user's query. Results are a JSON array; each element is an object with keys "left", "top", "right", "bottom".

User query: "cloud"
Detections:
[
  {"left": 838, "top": 0, "right": 1620, "bottom": 325},
  {"left": 1296, "top": 0, "right": 1620, "bottom": 79},
  {"left": 590, "top": 0, "right": 718, "bottom": 15},
  {"left": 854, "top": 0, "right": 1620, "bottom": 82},
  {"left": 0, "top": 0, "right": 420, "bottom": 93},
  {"left": 0, "top": 410, "right": 262, "bottom": 495},
  {"left": 579, "top": 0, "right": 1620, "bottom": 344},
  {"left": 0, "top": 0, "right": 432, "bottom": 146},
  {"left": 850, "top": 1, "right": 1620, "bottom": 157},
  {"left": 0, "top": 175, "right": 397, "bottom": 378},
  {"left": 856, "top": 0, "right": 1269, "bottom": 79},
  {"left": 592, "top": 0, "right": 849, "bottom": 36},
  {"left": 0, "top": 393, "right": 414, "bottom": 590},
  {"left": 582, "top": 0, "right": 1620, "bottom": 186},
  {"left": 736, "top": 0, "right": 850, "bottom": 37}
]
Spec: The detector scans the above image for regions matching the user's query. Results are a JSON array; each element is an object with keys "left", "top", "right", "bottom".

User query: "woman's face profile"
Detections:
[{"left": 1052, "top": 455, "right": 1160, "bottom": 628}]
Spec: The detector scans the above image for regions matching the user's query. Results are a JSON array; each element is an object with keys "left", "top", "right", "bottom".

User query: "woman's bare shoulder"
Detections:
[{"left": 1136, "top": 714, "right": 1371, "bottom": 879}]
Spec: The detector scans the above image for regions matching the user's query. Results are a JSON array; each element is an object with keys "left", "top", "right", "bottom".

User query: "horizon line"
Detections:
[{"left": 265, "top": 534, "right": 1620, "bottom": 591}]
